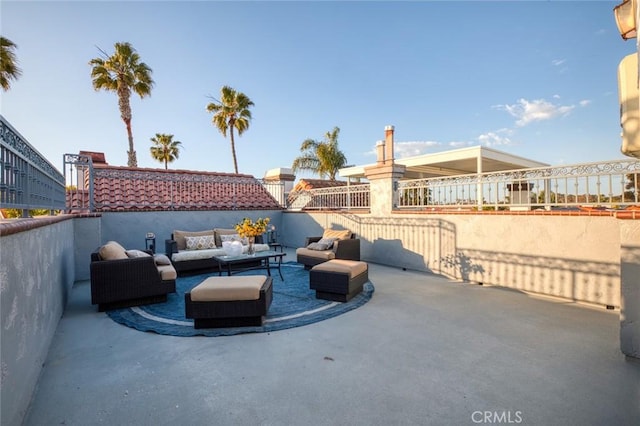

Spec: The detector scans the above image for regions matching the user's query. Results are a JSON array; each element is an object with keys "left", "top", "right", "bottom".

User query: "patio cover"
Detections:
[{"left": 338, "top": 146, "right": 550, "bottom": 181}]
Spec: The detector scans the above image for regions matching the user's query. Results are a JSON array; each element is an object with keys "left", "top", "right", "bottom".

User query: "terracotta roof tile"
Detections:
[{"left": 69, "top": 165, "right": 282, "bottom": 212}]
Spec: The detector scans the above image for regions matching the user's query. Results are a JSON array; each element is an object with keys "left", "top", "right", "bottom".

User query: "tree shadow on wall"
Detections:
[
  {"left": 440, "top": 252, "right": 485, "bottom": 283},
  {"left": 371, "top": 238, "right": 433, "bottom": 272}
]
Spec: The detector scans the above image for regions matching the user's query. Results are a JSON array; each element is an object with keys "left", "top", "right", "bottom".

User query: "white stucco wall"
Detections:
[{"left": 284, "top": 212, "right": 623, "bottom": 308}]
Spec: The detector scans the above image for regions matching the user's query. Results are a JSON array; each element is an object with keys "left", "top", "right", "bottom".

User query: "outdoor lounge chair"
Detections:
[
  {"left": 90, "top": 241, "right": 177, "bottom": 311},
  {"left": 296, "top": 228, "right": 360, "bottom": 269}
]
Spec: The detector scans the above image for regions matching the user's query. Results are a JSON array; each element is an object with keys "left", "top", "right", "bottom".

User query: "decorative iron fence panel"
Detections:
[
  {"left": 64, "top": 153, "right": 94, "bottom": 213},
  {"left": 287, "top": 184, "right": 370, "bottom": 210},
  {"left": 0, "top": 115, "right": 65, "bottom": 215},
  {"left": 396, "top": 159, "right": 640, "bottom": 211}
]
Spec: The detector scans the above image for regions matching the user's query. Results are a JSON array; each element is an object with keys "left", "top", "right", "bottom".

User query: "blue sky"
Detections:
[{"left": 1, "top": 1, "right": 636, "bottom": 180}]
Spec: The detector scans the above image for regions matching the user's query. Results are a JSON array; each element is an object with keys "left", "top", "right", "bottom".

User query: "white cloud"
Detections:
[
  {"left": 579, "top": 99, "right": 591, "bottom": 107},
  {"left": 448, "top": 140, "right": 474, "bottom": 148},
  {"left": 477, "top": 133, "right": 512, "bottom": 147},
  {"left": 495, "top": 98, "right": 575, "bottom": 127},
  {"left": 394, "top": 140, "right": 441, "bottom": 158},
  {"left": 552, "top": 59, "right": 566, "bottom": 66}
]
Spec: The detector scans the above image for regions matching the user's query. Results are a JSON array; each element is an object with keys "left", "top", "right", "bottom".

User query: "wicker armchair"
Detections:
[
  {"left": 90, "top": 243, "right": 176, "bottom": 312},
  {"left": 296, "top": 230, "right": 360, "bottom": 269}
]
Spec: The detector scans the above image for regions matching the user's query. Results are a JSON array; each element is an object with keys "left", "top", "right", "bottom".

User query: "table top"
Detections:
[{"left": 212, "top": 250, "right": 286, "bottom": 264}]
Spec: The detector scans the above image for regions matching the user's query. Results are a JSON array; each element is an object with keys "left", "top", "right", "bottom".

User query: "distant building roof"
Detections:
[
  {"left": 79, "top": 151, "right": 107, "bottom": 165},
  {"left": 91, "top": 166, "right": 281, "bottom": 212},
  {"left": 339, "top": 146, "right": 550, "bottom": 180},
  {"left": 67, "top": 153, "right": 282, "bottom": 212}
]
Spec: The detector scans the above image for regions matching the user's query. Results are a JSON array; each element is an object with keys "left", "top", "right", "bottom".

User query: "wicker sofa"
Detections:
[
  {"left": 90, "top": 241, "right": 177, "bottom": 311},
  {"left": 165, "top": 228, "right": 269, "bottom": 275},
  {"left": 296, "top": 228, "right": 361, "bottom": 269}
]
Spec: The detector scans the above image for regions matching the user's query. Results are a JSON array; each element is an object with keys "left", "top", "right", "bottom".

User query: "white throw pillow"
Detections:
[
  {"left": 153, "top": 254, "right": 172, "bottom": 265},
  {"left": 185, "top": 235, "right": 217, "bottom": 250},
  {"left": 125, "top": 249, "right": 151, "bottom": 258}
]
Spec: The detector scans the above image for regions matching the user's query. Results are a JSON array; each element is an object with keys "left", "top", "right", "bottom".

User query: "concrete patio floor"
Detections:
[{"left": 24, "top": 248, "right": 640, "bottom": 426}]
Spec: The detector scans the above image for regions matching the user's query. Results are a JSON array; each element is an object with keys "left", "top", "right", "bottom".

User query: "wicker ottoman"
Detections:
[
  {"left": 185, "top": 275, "right": 273, "bottom": 328},
  {"left": 310, "top": 259, "right": 368, "bottom": 302}
]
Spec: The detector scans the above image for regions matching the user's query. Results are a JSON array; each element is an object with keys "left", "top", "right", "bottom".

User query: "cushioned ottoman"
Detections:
[
  {"left": 185, "top": 275, "right": 273, "bottom": 328},
  {"left": 309, "top": 259, "right": 368, "bottom": 302}
]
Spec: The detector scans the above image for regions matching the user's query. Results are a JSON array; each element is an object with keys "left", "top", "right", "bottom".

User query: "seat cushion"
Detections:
[
  {"left": 190, "top": 276, "right": 266, "bottom": 301},
  {"left": 311, "top": 259, "right": 368, "bottom": 278},
  {"left": 157, "top": 264, "right": 177, "bottom": 281},
  {"left": 244, "top": 243, "right": 270, "bottom": 253},
  {"left": 296, "top": 247, "right": 336, "bottom": 261},
  {"left": 172, "top": 248, "right": 227, "bottom": 262}
]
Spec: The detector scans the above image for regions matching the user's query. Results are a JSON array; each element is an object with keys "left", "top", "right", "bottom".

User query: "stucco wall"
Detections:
[
  {"left": 97, "top": 209, "right": 283, "bottom": 252},
  {"left": 620, "top": 220, "right": 640, "bottom": 358},
  {"left": 73, "top": 216, "right": 101, "bottom": 281},
  {"left": 0, "top": 219, "right": 75, "bottom": 426},
  {"left": 283, "top": 212, "right": 622, "bottom": 307}
]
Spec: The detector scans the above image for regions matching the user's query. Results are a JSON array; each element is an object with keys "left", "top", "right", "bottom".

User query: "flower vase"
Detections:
[{"left": 247, "top": 236, "right": 255, "bottom": 256}]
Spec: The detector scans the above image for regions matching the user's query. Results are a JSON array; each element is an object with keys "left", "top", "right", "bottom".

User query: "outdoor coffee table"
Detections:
[{"left": 212, "top": 250, "right": 287, "bottom": 280}]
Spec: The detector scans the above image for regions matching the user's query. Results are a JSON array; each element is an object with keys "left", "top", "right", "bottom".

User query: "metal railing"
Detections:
[
  {"left": 396, "top": 159, "right": 640, "bottom": 211},
  {"left": 258, "top": 179, "right": 287, "bottom": 208},
  {"left": 287, "top": 183, "right": 370, "bottom": 210},
  {"left": 64, "top": 153, "right": 94, "bottom": 213},
  {"left": 0, "top": 115, "right": 66, "bottom": 216}
]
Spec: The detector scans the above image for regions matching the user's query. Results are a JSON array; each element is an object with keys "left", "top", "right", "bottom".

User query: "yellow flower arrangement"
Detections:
[{"left": 234, "top": 217, "right": 270, "bottom": 238}]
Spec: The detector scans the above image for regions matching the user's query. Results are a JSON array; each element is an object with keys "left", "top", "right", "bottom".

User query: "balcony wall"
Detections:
[
  {"left": 76, "top": 210, "right": 284, "bottom": 281},
  {"left": 282, "top": 211, "right": 636, "bottom": 308},
  {"left": 2, "top": 209, "right": 638, "bottom": 426},
  {"left": 0, "top": 217, "right": 75, "bottom": 426}
]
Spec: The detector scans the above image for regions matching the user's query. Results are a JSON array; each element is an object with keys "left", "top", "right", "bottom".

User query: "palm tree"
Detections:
[
  {"left": 150, "top": 133, "right": 182, "bottom": 169},
  {"left": 291, "top": 126, "right": 347, "bottom": 180},
  {"left": 206, "top": 86, "right": 254, "bottom": 174},
  {"left": 1, "top": 36, "right": 22, "bottom": 91},
  {"left": 89, "top": 42, "right": 154, "bottom": 167}
]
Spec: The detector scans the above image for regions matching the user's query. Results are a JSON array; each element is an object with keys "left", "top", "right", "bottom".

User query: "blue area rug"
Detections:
[{"left": 107, "top": 263, "right": 375, "bottom": 337}]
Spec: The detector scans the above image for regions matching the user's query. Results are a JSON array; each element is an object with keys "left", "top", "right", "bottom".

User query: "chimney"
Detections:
[
  {"left": 384, "top": 125, "right": 394, "bottom": 164},
  {"left": 376, "top": 140, "right": 385, "bottom": 165}
]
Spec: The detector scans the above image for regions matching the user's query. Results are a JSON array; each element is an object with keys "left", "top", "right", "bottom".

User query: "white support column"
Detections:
[
  {"left": 620, "top": 220, "right": 640, "bottom": 361},
  {"left": 476, "top": 153, "right": 483, "bottom": 210}
]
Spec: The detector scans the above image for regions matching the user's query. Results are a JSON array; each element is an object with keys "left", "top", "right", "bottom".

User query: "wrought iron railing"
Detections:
[
  {"left": 287, "top": 184, "right": 370, "bottom": 210},
  {"left": 64, "top": 153, "right": 94, "bottom": 213},
  {"left": 0, "top": 115, "right": 66, "bottom": 216},
  {"left": 396, "top": 159, "right": 640, "bottom": 211},
  {"left": 258, "top": 179, "right": 287, "bottom": 208}
]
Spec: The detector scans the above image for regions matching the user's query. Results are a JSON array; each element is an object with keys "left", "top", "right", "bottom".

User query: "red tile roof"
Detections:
[{"left": 67, "top": 164, "right": 282, "bottom": 212}]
